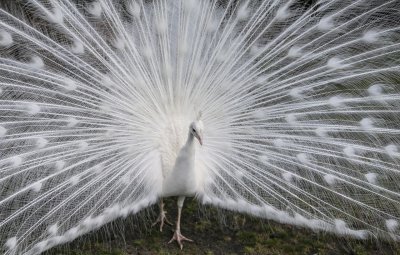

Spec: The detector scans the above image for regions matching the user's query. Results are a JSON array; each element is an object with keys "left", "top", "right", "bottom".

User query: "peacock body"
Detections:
[{"left": 0, "top": 0, "right": 400, "bottom": 254}]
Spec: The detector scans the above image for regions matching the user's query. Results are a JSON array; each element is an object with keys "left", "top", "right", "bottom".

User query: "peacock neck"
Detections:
[{"left": 185, "top": 131, "right": 195, "bottom": 150}]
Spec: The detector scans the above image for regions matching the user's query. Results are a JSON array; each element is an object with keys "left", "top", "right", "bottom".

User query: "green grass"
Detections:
[{"left": 46, "top": 198, "right": 400, "bottom": 255}]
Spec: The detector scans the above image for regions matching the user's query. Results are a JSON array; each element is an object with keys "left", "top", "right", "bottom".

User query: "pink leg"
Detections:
[
  {"left": 152, "top": 198, "right": 172, "bottom": 232},
  {"left": 168, "top": 196, "right": 193, "bottom": 249}
]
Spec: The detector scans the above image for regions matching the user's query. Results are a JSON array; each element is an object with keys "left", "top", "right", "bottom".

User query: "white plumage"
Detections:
[
  {"left": 0, "top": 0, "right": 400, "bottom": 254},
  {"left": 161, "top": 119, "right": 203, "bottom": 197}
]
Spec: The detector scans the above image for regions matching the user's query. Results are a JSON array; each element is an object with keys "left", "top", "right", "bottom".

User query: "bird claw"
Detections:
[
  {"left": 152, "top": 211, "right": 172, "bottom": 232},
  {"left": 168, "top": 230, "right": 193, "bottom": 250}
]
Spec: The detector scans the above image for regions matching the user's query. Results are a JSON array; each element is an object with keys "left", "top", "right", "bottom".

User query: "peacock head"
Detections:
[{"left": 190, "top": 120, "right": 203, "bottom": 146}]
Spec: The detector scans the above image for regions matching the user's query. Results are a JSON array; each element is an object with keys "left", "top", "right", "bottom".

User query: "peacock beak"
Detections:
[{"left": 195, "top": 134, "right": 203, "bottom": 146}]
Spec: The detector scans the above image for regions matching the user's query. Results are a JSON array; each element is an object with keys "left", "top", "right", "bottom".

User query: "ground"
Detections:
[{"left": 46, "top": 198, "right": 400, "bottom": 255}]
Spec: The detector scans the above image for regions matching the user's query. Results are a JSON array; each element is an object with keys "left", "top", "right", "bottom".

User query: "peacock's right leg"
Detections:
[{"left": 152, "top": 198, "right": 172, "bottom": 232}]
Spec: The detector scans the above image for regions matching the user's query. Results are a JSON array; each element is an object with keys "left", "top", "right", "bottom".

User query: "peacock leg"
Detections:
[
  {"left": 168, "top": 196, "right": 193, "bottom": 249},
  {"left": 152, "top": 198, "right": 172, "bottom": 232}
]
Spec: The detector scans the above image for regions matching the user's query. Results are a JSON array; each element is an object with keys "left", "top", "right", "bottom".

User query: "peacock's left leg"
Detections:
[
  {"left": 152, "top": 198, "right": 172, "bottom": 232},
  {"left": 168, "top": 196, "right": 193, "bottom": 249}
]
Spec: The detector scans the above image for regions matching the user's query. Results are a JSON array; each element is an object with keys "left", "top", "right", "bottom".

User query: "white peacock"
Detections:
[{"left": 0, "top": 0, "right": 400, "bottom": 254}]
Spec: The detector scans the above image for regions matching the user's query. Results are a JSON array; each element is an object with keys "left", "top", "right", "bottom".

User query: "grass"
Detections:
[{"left": 46, "top": 198, "right": 400, "bottom": 255}]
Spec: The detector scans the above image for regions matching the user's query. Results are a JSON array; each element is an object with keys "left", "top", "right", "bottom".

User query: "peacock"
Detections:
[{"left": 0, "top": 0, "right": 400, "bottom": 253}]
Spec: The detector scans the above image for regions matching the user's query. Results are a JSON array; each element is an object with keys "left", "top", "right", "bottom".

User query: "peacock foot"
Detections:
[
  {"left": 168, "top": 229, "right": 193, "bottom": 250},
  {"left": 151, "top": 210, "right": 172, "bottom": 232}
]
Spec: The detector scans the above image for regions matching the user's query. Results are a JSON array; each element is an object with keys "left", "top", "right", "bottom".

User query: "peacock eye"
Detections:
[{"left": 192, "top": 128, "right": 196, "bottom": 133}]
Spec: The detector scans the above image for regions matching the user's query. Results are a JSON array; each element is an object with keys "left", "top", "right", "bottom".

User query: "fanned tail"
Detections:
[
  {"left": 198, "top": 0, "right": 400, "bottom": 241},
  {"left": 0, "top": 0, "right": 399, "bottom": 254}
]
